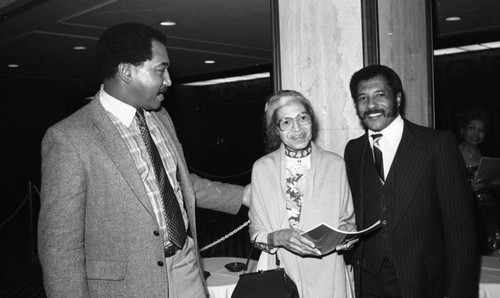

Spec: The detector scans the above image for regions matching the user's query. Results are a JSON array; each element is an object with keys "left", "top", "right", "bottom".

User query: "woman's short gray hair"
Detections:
[{"left": 263, "top": 90, "right": 318, "bottom": 152}]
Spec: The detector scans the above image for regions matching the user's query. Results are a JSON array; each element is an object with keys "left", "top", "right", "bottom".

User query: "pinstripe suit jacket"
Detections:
[
  {"left": 38, "top": 96, "right": 244, "bottom": 297},
  {"left": 344, "top": 119, "right": 479, "bottom": 298}
]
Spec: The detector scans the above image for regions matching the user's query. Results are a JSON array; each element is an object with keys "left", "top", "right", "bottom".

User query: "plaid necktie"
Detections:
[
  {"left": 371, "top": 133, "right": 384, "bottom": 182},
  {"left": 136, "top": 109, "right": 186, "bottom": 249}
]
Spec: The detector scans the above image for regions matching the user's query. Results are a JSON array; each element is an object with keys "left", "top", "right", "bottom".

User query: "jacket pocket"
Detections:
[{"left": 86, "top": 259, "right": 127, "bottom": 281}]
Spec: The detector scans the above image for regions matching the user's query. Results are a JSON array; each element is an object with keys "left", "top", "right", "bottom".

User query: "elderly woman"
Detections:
[{"left": 248, "top": 90, "right": 356, "bottom": 298}]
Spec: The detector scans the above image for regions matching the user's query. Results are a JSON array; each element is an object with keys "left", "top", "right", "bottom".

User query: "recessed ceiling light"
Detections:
[
  {"left": 204, "top": 60, "right": 215, "bottom": 64},
  {"left": 160, "top": 21, "right": 176, "bottom": 26},
  {"left": 445, "top": 16, "right": 461, "bottom": 22},
  {"left": 73, "top": 46, "right": 86, "bottom": 50},
  {"left": 7, "top": 64, "right": 19, "bottom": 68}
]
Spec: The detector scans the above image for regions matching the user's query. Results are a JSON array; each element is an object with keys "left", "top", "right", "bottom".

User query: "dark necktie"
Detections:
[
  {"left": 371, "top": 133, "right": 384, "bottom": 182},
  {"left": 136, "top": 109, "right": 186, "bottom": 249}
]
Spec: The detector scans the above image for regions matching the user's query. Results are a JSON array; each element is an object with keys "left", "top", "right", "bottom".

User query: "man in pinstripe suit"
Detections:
[{"left": 344, "top": 65, "right": 478, "bottom": 298}]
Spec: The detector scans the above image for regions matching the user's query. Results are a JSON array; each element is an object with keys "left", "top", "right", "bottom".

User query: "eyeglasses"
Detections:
[{"left": 277, "top": 112, "right": 312, "bottom": 131}]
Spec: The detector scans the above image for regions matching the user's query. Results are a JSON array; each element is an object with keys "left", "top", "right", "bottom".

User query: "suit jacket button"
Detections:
[
  {"left": 153, "top": 230, "right": 160, "bottom": 236},
  {"left": 157, "top": 261, "right": 164, "bottom": 267}
]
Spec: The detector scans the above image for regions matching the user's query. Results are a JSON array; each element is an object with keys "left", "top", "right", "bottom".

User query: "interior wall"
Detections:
[
  {"left": 277, "top": 0, "right": 364, "bottom": 156},
  {"left": 378, "top": 0, "right": 433, "bottom": 127},
  {"left": 167, "top": 79, "right": 271, "bottom": 186}
]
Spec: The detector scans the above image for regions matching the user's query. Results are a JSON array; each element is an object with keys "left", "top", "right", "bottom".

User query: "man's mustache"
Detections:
[
  {"left": 359, "top": 108, "right": 387, "bottom": 120},
  {"left": 158, "top": 86, "right": 169, "bottom": 94}
]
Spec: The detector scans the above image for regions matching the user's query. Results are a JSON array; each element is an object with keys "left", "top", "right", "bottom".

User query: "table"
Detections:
[
  {"left": 480, "top": 253, "right": 500, "bottom": 298},
  {"left": 201, "top": 257, "right": 257, "bottom": 298},
  {"left": 201, "top": 254, "right": 499, "bottom": 298}
]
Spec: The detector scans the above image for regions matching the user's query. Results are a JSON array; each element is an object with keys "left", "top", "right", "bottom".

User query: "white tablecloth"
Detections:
[
  {"left": 201, "top": 257, "right": 257, "bottom": 298},
  {"left": 201, "top": 254, "right": 499, "bottom": 298},
  {"left": 480, "top": 253, "right": 500, "bottom": 298}
]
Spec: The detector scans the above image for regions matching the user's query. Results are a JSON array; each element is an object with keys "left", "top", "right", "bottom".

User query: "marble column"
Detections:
[{"left": 277, "top": 0, "right": 364, "bottom": 156}]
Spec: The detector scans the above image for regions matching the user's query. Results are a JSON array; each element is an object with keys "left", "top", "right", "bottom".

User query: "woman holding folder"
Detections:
[{"left": 248, "top": 90, "right": 356, "bottom": 298}]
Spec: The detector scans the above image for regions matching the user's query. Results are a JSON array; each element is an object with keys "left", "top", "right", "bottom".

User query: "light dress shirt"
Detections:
[
  {"left": 368, "top": 115, "right": 404, "bottom": 180},
  {"left": 99, "top": 86, "right": 188, "bottom": 246}
]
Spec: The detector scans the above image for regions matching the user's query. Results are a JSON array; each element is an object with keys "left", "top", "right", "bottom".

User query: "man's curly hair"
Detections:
[{"left": 96, "top": 22, "right": 167, "bottom": 80}]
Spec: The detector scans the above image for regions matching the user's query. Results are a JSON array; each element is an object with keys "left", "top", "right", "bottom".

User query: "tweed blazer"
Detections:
[
  {"left": 38, "top": 96, "right": 243, "bottom": 297},
  {"left": 344, "top": 119, "right": 479, "bottom": 298}
]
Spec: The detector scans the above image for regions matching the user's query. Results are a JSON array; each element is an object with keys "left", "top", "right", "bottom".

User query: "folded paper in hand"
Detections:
[{"left": 301, "top": 220, "right": 382, "bottom": 255}]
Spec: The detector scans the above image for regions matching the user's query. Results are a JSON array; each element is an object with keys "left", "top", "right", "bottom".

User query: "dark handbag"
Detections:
[
  {"left": 231, "top": 242, "right": 299, "bottom": 298},
  {"left": 231, "top": 267, "right": 299, "bottom": 298}
]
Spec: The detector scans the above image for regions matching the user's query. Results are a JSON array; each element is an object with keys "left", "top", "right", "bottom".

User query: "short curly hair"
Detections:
[
  {"left": 96, "top": 22, "right": 168, "bottom": 80},
  {"left": 262, "top": 90, "right": 318, "bottom": 152},
  {"left": 349, "top": 64, "right": 403, "bottom": 102}
]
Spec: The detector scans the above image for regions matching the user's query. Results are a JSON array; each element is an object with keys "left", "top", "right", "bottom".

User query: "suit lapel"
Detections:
[
  {"left": 151, "top": 110, "right": 196, "bottom": 224},
  {"left": 388, "top": 121, "right": 429, "bottom": 227},
  {"left": 90, "top": 98, "right": 156, "bottom": 218}
]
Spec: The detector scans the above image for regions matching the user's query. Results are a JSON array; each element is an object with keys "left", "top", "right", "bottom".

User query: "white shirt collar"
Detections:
[
  {"left": 98, "top": 85, "right": 137, "bottom": 127},
  {"left": 367, "top": 115, "right": 404, "bottom": 180},
  {"left": 368, "top": 115, "right": 404, "bottom": 147}
]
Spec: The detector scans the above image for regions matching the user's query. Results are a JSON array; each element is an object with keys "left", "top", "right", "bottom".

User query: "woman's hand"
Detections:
[{"left": 268, "top": 228, "right": 322, "bottom": 256}]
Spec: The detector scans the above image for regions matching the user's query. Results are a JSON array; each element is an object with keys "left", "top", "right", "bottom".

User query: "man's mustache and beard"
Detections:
[{"left": 357, "top": 98, "right": 399, "bottom": 120}]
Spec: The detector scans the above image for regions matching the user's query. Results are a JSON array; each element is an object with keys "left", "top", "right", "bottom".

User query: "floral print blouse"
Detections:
[{"left": 284, "top": 145, "right": 312, "bottom": 228}]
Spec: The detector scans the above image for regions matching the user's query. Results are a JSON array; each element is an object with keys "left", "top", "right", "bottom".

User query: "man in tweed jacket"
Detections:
[{"left": 38, "top": 23, "right": 249, "bottom": 298}]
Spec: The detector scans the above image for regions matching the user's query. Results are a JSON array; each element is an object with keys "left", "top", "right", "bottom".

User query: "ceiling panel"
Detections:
[
  {"left": 0, "top": 0, "right": 273, "bottom": 85},
  {"left": 433, "top": 0, "right": 500, "bottom": 48},
  {"left": 1, "top": 0, "right": 499, "bottom": 87}
]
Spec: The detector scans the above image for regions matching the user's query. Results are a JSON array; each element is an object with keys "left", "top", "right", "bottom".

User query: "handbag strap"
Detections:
[{"left": 244, "top": 240, "right": 254, "bottom": 271}]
